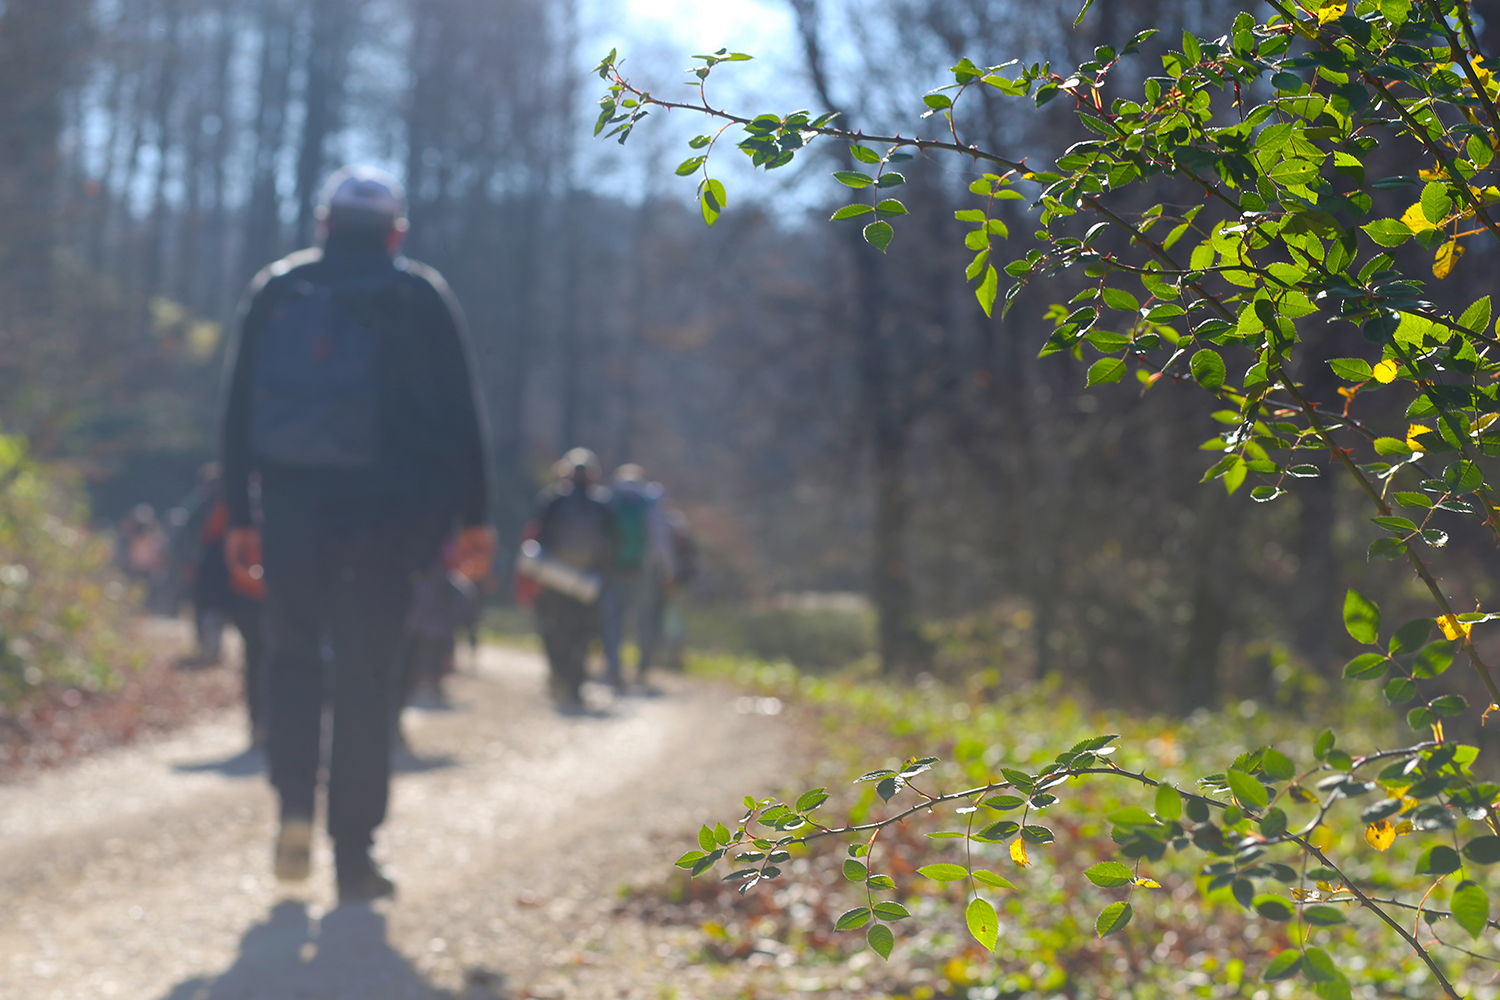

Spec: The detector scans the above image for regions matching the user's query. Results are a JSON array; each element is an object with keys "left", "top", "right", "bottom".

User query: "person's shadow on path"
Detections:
[{"left": 159, "top": 900, "right": 506, "bottom": 1000}]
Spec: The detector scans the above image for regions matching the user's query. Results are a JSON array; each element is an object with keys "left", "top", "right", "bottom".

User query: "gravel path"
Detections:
[{"left": 0, "top": 645, "right": 803, "bottom": 1000}]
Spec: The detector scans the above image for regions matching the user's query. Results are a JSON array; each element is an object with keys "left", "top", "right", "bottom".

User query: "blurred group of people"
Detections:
[{"left": 517, "top": 448, "right": 695, "bottom": 712}]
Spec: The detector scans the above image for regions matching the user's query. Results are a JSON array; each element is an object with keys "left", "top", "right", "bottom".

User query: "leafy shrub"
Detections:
[
  {"left": 0, "top": 431, "right": 135, "bottom": 707},
  {"left": 688, "top": 597, "right": 875, "bottom": 672},
  {"left": 602, "top": 0, "right": 1500, "bottom": 994}
]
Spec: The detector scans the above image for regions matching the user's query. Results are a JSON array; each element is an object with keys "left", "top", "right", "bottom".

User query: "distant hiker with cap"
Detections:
[
  {"left": 518, "top": 449, "right": 614, "bottom": 712},
  {"left": 221, "top": 165, "right": 493, "bottom": 902},
  {"left": 602, "top": 464, "right": 674, "bottom": 694}
]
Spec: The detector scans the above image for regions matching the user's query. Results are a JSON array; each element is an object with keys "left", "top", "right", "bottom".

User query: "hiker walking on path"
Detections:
[
  {"left": 519, "top": 448, "right": 614, "bottom": 712},
  {"left": 220, "top": 165, "right": 493, "bottom": 903},
  {"left": 602, "top": 464, "right": 674, "bottom": 693}
]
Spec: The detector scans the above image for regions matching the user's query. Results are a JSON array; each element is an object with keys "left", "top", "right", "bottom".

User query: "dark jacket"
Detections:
[
  {"left": 221, "top": 233, "right": 490, "bottom": 534},
  {"left": 534, "top": 480, "right": 615, "bottom": 573}
]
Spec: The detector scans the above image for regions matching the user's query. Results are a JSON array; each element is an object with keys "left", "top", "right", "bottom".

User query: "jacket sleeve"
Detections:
[
  {"left": 220, "top": 270, "right": 277, "bottom": 528},
  {"left": 414, "top": 264, "right": 492, "bottom": 528}
]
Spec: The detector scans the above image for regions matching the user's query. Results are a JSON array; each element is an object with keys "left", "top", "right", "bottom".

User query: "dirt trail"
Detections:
[{"left": 0, "top": 645, "right": 801, "bottom": 1000}]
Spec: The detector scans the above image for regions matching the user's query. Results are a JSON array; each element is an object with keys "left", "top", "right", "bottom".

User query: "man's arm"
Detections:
[
  {"left": 220, "top": 271, "right": 277, "bottom": 528},
  {"left": 410, "top": 263, "right": 492, "bottom": 528}
]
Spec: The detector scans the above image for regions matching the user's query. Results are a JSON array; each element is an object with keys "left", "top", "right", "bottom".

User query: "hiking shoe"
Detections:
[
  {"left": 273, "top": 819, "right": 313, "bottom": 881},
  {"left": 338, "top": 862, "right": 396, "bottom": 904}
]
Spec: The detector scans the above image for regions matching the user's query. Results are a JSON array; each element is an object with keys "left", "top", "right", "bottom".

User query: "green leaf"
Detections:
[
  {"left": 976, "top": 264, "right": 999, "bottom": 316},
  {"left": 971, "top": 869, "right": 1016, "bottom": 889},
  {"left": 836, "top": 906, "right": 872, "bottom": 930},
  {"left": 849, "top": 144, "right": 881, "bottom": 164},
  {"left": 1226, "top": 768, "right": 1269, "bottom": 811},
  {"left": 1302, "top": 905, "right": 1346, "bottom": 926},
  {"left": 1264, "top": 950, "right": 1302, "bottom": 981},
  {"left": 675, "top": 849, "right": 707, "bottom": 869},
  {"left": 1101, "top": 287, "right": 1140, "bottom": 312},
  {"left": 1384, "top": 677, "right": 1417, "bottom": 704},
  {"left": 875, "top": 198, "right": 908, "bottom": 216},
  {"left": 1313, "top": 729, "right": 1335, "bottom": 760},
  {"left": 1107, "top": 806, "right": 1157, "bottom": 827},
  {"left": 866, "top": 922, "right": 894, "bottom": 959},
  {"left": 1421, "top": 180, "right": 1452, "bottom": 224},
  {"left": 1087, "top": 358, "right": 1126, "bottom": 386},
  {"left": 1361, "top": 218, "right": 1413, "bottom": 247},
  {"left": 918, "top": 863, "right": 969, "bottom": 882},
  {"left": 698, "top": 826, "right": 716, "bottom": 852},
  {"left": 863, "top": 220, "right": 894, "bottom": 253},
  {"left": 1343, "top": 589, "right": 1381, "bottom": 645},
  {"left": 830, "top": 204, "right": 874, "bottom": 221},
  {"left": 1343, "top": 653, "right": 1390, "bottom": 680},
  {"left": 872, "top": 901, "right": 910, "bottom": 920},
  {"left": 1190, "top": 349, "right": 1226, "bottom": 390},
  {"left": 1432, "top": 693, "right": 1469, "bottom": 716},
  {"left": 843, "top": 859, "right": 868, "bottom": 882},
  {"left": 1329, "top": 357, "right": 1373, "bottom": 381},
  {"left": 833, "top": 171, "right": 874, "bottom": 188},
  {"left": 1155, "top": 783, "right": 1182, "bottom": 821},
  {"left": 1464, "top": 837, "right": 1500, "bottom": 864},
  {"left": 1415, "top": 844, "right": 1463, "bottom": 875},
  {"left": 1373, "top": 437, "right": 1413, "bottom": 457},
  {"left": 1253, "top": 893, "right": 1294, "bottom": 920},
  {"left": 1389, "top": 618, "right": 1433, "bottom": 656},
  {"left": 675, "top": 155, "right": 707, "bottom": 176},
  {"left": 1096, "top": 900, "right": 1133, "bottom": 937},
  {"left": 700, "top": 179, "right": 726, "bottom": 226},
  {"left": 1085, "top": 861, "right": 1134, "bottom": 888},
  {"left": 1453, "top": 881, "right": 1490, "bottom": 939},
  {"left": 1261, "top": 747, "right": 1296, "bottom": 781},
  {"left": 1301, "top": 947, "right": 1340, "bottom": 983},
  {"left": 1460, "top": 296, "right": 1492, "bottom": 334},
  {"left": 1413, "top": 639, "right": 1457, "bottom": 678},
  {"left": 967, "top": 896, "right": 999, "bottom": 951}
]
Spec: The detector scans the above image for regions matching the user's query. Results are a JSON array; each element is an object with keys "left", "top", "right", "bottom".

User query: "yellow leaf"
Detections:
[
  {"left": 1337, "top": 385, "right": 1358, "bottom": 400},
  {"left": 1401, "top": 202, "right": 1437, "bottom": 232},
  {"left": 1400, "top": 797, "right": 1419, "bottom": 814},
  {"left": 1394, "top": 820, "right": 1414, "bottom": 836},
  {"left": 1407, "top": 423, "right": 1433, "bottom": 449},
  {"left": 1438, "top": 614, "right": 1473, "bottom": 641},
  {"left": 1292, "top": 887, "right": 1315, "bottom": 900},
  {"left": 1317, "top": 0, "right": 1347, "bottom": 23},
  {"left": 1419, "top": 167, "right": 1445, "bottom": 181},
  {"left": 1134, "top": 878, "right": 1161, "bottom": 888},
  {"left": 1009, "top": 838, "right": 1030, "bottom": 867},
  {"left": 1434, "top": 239, "right": 1464, "bottom": 279},
  {"left": 1366, "top": 819, "right": 1396, "bottom": 851},
  {"left": 1316, "top": 880, "right": 1335, "bottom": 893},
  {"left": 1373, "top": 359, "right": 1399, "bottom": 383},
  {"left": 1475, "top": 412, "right": 1500, "bottom": 434}
]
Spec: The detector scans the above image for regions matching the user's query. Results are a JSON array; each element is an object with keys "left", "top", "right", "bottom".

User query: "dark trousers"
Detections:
[
  {"left": 535, "top": 589, "right": 598, "bottom": 702},
  {"left": 261, "top": 492, "right": 417, "bottom": 869}
]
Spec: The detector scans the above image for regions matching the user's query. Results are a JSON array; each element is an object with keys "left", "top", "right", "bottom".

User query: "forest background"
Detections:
[{"left": 6, "top": 0, "right": 1500, "bottom": 717}]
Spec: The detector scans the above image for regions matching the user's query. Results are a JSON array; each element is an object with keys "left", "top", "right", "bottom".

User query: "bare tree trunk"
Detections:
[
  {"left": 0, "top": 0, "right": 89, "bottom": 319},
  {"left": 139, "top": 0, "right": 183, "bottom": 324},
  {"left": 203, "top": 0, "right": 236, "bottom": 320},
  {"left": 792, "top": 0, "right": 930, "bottom": 677},
  {"left": 294, "top": 0, "right": 352, "bottom": 247},
  {"left": 1174, "top": 486, "right": 1241, "bottom": 714},
  {"left": 242, "top": 0, "right": 295, "bottom": 278}
]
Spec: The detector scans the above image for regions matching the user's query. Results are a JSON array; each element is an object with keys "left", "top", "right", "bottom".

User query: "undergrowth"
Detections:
[{"left": 630, "top": 654, "right": 1500, "bottom": 1000}]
